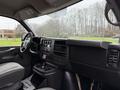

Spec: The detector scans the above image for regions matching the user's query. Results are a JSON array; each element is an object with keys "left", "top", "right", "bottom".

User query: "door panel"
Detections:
[
  {"left": 0, "top": 46, "right": 19, "bottom": 63},
  {"left": 0, "top": 46, "right": 32, "bottom": 77}
]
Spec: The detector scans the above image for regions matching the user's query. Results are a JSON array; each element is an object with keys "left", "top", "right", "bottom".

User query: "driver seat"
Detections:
[{"left": 0, "top": 62, "right": 24, "bottom": 90}]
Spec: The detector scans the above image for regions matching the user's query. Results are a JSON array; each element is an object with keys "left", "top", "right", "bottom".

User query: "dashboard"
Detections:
[
  {"left": 39, "top": 38, "right": 70, "bottom": 68},
  {"left": 30, "top": 37, "right": 120, "bottom": 88}
]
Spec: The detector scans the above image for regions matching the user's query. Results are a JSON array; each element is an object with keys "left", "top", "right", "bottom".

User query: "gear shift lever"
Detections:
[{"left": 42, "top": 62, "right": 46, "bottom": 69}]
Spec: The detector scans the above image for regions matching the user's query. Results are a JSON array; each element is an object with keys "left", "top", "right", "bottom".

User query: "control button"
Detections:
[{"left": 42, "top": 54, "right": 47, "bottom": 59}]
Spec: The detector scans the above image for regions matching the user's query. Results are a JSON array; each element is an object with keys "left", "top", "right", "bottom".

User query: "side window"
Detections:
[{"left": 0, "top": 16, "right": 27, "bottom": 46}]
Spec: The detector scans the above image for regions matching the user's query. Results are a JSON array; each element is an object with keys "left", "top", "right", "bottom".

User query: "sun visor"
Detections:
[
  {"left": 13, "top": 0, "right": 81, "bottom": 20},
  {"left": 14, "top": 7, "right": 38, "bottom": 20}
]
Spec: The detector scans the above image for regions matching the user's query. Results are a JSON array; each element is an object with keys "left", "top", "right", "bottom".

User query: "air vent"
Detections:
[
  {"left": 107, "top": 49, "right": 120, "bottom": 67},
  {"left": 54, "top": 41, "right": 67, "bottom": 57}
]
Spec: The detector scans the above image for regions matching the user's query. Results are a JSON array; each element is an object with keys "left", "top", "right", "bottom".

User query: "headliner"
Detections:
[
  {"left": 0, "top": 0, "right": 81, "bottom": 20},
  {"left": 0, "top": 0, "right": 120, "bottom": 21}
]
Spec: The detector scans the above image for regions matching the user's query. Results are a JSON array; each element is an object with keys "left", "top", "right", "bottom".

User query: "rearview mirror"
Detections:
[{"left": 105, "top": 3, "right": 120, "bottom": 26}]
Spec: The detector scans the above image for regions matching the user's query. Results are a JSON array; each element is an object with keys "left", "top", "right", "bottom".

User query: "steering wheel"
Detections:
[{"left": 20, "top": 32, "right": 33, "bottom": 52}]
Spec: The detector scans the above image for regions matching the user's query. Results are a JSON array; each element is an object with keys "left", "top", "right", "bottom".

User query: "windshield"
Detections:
[{"left": 25, "top": 0, "right": 120, "bottom": 44}]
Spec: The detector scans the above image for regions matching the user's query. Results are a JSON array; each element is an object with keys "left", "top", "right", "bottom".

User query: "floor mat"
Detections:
[{"left": 22, "top": 76, "right": 35, "bottom": 90}]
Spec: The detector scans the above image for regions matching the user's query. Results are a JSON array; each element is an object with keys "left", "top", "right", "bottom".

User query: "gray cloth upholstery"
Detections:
[
  {"left": 0, "top": 62, "right": 24, "bottom": 89},
  {"left": 37, "top": 87, "right": 55, "bottom": 90},
  {"left": 1, "top": 82, "right": 22, "bottom": 90}
]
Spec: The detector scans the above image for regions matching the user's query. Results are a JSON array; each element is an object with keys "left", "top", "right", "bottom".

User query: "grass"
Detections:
[
  {"left": 0, "top": 38, "right": 21, "bottom": 46},
  {"left": 69, "top": 37, "right": 119, "bottom": 44},
  {"left": 0, "top": 37, "right": 119, "bottom": 46}
]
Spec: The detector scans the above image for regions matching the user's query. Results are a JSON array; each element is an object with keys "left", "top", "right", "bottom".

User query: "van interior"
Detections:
[{"left": 0, "top": 0, "right": 119, "bottom": 90}]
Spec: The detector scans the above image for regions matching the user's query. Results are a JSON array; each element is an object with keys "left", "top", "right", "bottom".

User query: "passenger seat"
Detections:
[{"left": 0, "top": 62, "right": 24, "bottom": 90}]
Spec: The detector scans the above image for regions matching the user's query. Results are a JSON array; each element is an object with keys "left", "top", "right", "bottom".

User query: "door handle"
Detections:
[
  {"left": 0, "top": 48, "right": 15, "bottom": 53},
  {"left": 2, "top": 55, "right": 16, "bottom": 60}
]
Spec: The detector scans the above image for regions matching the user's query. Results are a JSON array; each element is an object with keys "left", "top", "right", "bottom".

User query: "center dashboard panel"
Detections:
[
  {"left": 38, "top": 37, "right": 120, "bottom": 88},
  {"left": 40, "top": 38, "right": 70, "bottom": 68}
]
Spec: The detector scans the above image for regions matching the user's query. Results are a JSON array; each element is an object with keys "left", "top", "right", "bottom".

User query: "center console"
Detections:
[
  {"left": 33, "top": 62, "right": 56, "bottom": 77},
  {"left": 31, "top": 38, "right": 62, "bottom": 89},
  {"left": 33, "top": 38, "right": 56, "bottom": 76}
]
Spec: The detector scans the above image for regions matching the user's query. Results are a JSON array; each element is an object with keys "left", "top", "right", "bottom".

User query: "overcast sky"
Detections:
[
  {"left": 0, "top": 16, "right": 18, "bottom": 30},
  {"left": 0, "top": 0, "right": 104, "bottom": 30}
]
